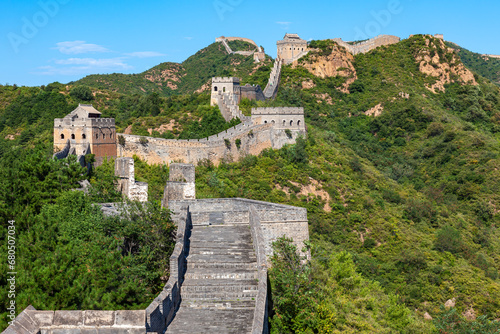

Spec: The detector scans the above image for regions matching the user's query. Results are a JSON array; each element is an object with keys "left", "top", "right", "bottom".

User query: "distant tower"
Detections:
[
  {"left": 277, "top": 33, "right": 308, "bottom": 64},
  {"left": 210, "top": 77, "right": 240, "bottom": 106},
  {"left": 53, "top": 104, "right": 117, "bottom": 165}
]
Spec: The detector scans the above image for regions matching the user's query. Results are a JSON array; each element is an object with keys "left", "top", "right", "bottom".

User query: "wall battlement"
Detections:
[
  {"left": 251, "top": 107, "right": 304, "bottom": 115},
  {"left": 212, "top": 77, "right": 240, "bottom": 83}
]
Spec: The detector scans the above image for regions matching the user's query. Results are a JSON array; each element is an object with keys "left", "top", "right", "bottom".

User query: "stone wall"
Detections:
[
  {"left": 116, "top": 110, "right": 305, "bottom": 166},
  {"left": 4, "top": 305, "right": 146, "bottom": 334},
  {"left": 333, "top": 35, "right": 400, "bottom": 55},
  {"left": 115, "top": 158, "right": 148, "bottom": 202},
  {"left": 251, "top": 107, "right": 306, "bottom": 131},
  {"left": 145, "top": 205, "right": 191, "bottom": 333},
  {"left": 240, "top": 84, "right": 265, "bottom": 101},
  {"left": 162, "top": 163, "right": 196, "bottom": 204},
  {"left": 248, "top": 205, "right": 269, "bottom": 334},
  {"left": 263, "top": 59, "right": 282, "bottom": 99}
]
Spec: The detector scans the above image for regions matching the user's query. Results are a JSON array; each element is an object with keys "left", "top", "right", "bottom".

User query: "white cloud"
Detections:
[
  {"left": 54, "top": 41, "right": 109, "bottom": 54},
  {"left": 276, "top": 21, "right": 292, "bottom": 30},
  {"left": 125, "top": 51, "right": 166, "bottom": 58},
  {"left": 184, "top": 37, "right": 193, "bottom": 40},
  {"left": 54, "top": 57, "right": 130, "bottom": 68},
  {"left": 35, "top": 57, "right": 132, "bottom": 76}
]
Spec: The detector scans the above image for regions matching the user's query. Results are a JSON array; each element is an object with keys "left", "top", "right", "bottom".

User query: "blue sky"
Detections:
[{"left": 1, "top": 0, "right": 500, "bottom": 87}]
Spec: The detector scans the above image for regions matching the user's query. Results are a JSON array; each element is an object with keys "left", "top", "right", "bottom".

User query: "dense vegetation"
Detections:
[
  {"left": 2, "top": 35, "right": 500, "bottom": 332},
  {"left": 448, "top": 42, "right": 500, "bottom": 86}
]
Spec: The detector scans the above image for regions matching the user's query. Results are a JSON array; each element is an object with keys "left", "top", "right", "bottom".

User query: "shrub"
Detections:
[
  {"left": 435, "top": 225, "right": 462, "bottom": 254},
  {"left": 363, "top": 238, "right": 377, "bottom": 249},
  {"left": 427, "top": 122, "right": 445, "bottom": 137},
  {"left": 118, "top": 135, "right": 126, "bottom": 146},
  {"left": 235, "top": 138, "right": 241, "bottom": 149},
  {"left": 139, "top": 137, "right": 149, "bottom": 145},
  {"left": 285, "top": 129, "right": 292, "bottom": 139},
  {"left": 224, "top": 138, "right": 231, "bottom": 149}
]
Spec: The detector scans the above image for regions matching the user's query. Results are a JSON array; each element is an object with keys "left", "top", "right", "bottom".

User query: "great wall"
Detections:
[
  {"left": 5, "top": 32, "right": 414, "bottom": 334},
  {"left": 5, "top": 164, "right": 309, "bottom": 334},
  {"left": 332, "top": 34, "right": 401, "bottom": 55}
]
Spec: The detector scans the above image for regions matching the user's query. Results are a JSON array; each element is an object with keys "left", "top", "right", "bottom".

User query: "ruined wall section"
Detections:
[
  {"left": 115, "top": 158, "right": 148, "bottom": 202},
  {"left": 333, "top": 34, "right": 400, "bottom": 55}
]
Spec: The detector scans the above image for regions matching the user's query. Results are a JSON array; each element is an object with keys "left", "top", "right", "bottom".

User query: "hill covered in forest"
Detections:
[
  {"left": 73, "top": 41, "right": 273, "bottom": 96},
  {"left": 1, "top": 34, "right": 500, "bottom": 333}
]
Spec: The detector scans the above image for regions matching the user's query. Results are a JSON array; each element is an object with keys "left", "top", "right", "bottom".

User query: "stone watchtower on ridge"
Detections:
[
  {"left": 277, "top": 33, "right": 308, "bottom": 64},
  {"left": 53, "top": 104, "right": 117, "bottom": 165},
  {"left": 210, "top": 77, "right": 240, "bottom": 107}
]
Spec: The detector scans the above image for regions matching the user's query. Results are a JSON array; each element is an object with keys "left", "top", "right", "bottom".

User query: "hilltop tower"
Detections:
[
  {"left": 210, "top": 77, "right": 240, "bottom": 107},
  {"left": 53, "top": 104, "right": 117, "bottom": 165},
  {"left": 277, "top": 33, "right": 308, "bottom": 64}
]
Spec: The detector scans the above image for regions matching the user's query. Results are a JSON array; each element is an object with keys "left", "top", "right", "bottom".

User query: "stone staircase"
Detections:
[{"left": 165, "top": 210, "right": 258, "bottom": 334}]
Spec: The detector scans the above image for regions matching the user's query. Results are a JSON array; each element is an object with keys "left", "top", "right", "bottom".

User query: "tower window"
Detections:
[
  {"left": 214, "top": 86, "right": 218, "bottom": 91},
  {"left": 264, "top": 120, "right": 267, "bottom": 124},
  {"left": 297, "top": 120, "right": 301, "bottom": 127},
  {"left": 96, "top": 134, "right": 98, "bottom": 139},
  {"left": 283, "top": 120, "right": 286, "bottom": 126},
  {"left": 71, "top": 134, "right": 75, "bottom": 139},
  {"left": 103, "top": 134, "right": 106, "bottom": 139},
  {"left": 60, "top": 134, "right": 64, "bottom": 139},
  {"left": 290, "top": 120, "right": 293, "bottom": 126},
  {"left": 82, "top": 134, "right": 86, "bottom": 139}
]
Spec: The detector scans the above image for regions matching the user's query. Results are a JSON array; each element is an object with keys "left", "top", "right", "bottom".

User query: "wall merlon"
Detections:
[{"left": 212, "top": 77, "right": 240, "bottom": 83}]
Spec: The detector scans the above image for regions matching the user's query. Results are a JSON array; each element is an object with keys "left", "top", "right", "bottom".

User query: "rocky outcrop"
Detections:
[
  {"left": 416, "top": 36, "right": 477, "bottom": 93},
  {"left": 294, "top": 42, "right": 357, "bottom": 93}
]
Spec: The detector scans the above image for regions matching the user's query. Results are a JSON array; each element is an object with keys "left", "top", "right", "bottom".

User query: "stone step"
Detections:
[
  {"left": 165, "top": 307, "right": 254, "bottom": 334},
  {"left": 186, "top": 253, "right": 257, "bottom": 263},
  {"left": 184, "top": 271, "right": 258, "bottom": 280},
  {"left": 181, "top": 290, "right": 258, "bottom": 301},
  {"left": 188, "top": 248, "right": 256, "bottom": 257},
  {"left": 186, "top": 262, "right": 258, "bottom": 271},
  {"left": 182, "top": 279, "right": 259, "bottom": 292},
  {"left": 183, "top": 300, "right": 255, "bottom": 309},
  {"left": 190, "top": 211, "right": 250, "bottom": 226}
]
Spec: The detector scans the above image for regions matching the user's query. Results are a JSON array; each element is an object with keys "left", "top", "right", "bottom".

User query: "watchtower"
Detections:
[
  {"left": 277, "top": 33, "right": 308, "bottom": 64},
  {"left": 53, "top": 104, "right": 117, "bottom": 165},
  {"left": 210, "top": 77, "right": 240, "bottom": 106}
]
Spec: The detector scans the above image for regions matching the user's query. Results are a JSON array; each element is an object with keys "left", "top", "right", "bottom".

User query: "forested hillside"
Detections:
[
  {"left": 448, "top": 41, "right": 500, "bottom": 86},
  {"left": 74, "top": 42, "right": 273, "bottom": 96},
  {"left": 1, "top": 34, "right": 500, "bottom": 333}
]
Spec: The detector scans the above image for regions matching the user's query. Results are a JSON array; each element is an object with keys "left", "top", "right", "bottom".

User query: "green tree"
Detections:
[{"left": 70, "top": 86, "right": 94, "bottom": 101}]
